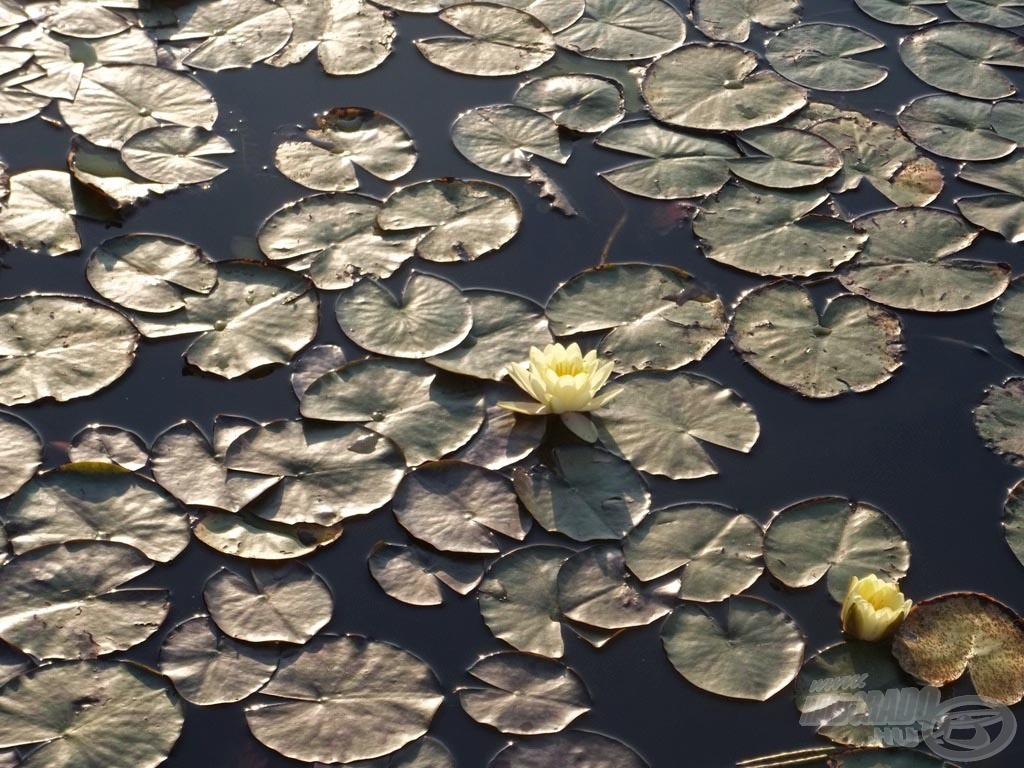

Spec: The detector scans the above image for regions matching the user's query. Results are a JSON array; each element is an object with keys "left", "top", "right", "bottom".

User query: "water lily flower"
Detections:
[
  {"left": 841, "top": 575, "right": 913, "bottom": 642},
  {"left": 498, "top": 342, "right": 621, "bottom": 442}
]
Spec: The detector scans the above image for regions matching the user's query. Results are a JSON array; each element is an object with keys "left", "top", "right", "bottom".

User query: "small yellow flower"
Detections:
[
  {"left": 841, "top": 575, "right": 913, "bottom": 642},
  {"left": 498, "top": 342, "right": 621, "bottom": 416}
]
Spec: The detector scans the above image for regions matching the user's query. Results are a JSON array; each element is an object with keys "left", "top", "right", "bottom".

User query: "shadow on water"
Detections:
[{"left": 0, "top": 0, "right": 1023, "bottom": 766}]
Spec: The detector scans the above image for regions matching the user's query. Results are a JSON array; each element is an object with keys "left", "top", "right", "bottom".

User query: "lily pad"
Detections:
[
  {"left": 120, "top": 126, "right": 233, "bottom": 184},
  {"left": 479, "top": 545, "right": 574, "bottom": 658},
  {"left": 300, "top": 358, "right": 485, "bottom": 466},
  {"left": 593, "top": 370, "right": 760, "bottom": 480},
  {"left": 245, "top": 635, "right": 443, "bottom": 763},
  {"left": 159, "top": 616, "right": 278, "bottom": 706},
  {"left": 0, "top": 170, "right": 79, "bottom": 255},
  {"left": 68, "top": 426, "right": 148, "bottom": 471},
  {"left": 892, "top": 593, "right": 1024, "bottom": 705},
  {"left": 0, "top": 660, "right": 184, "bottom": 768},
  {"left": 335, "top": 272, "right": 472, "bottom": 359},
  {"left": 545, "top": 263, "right": 728, "bottom": 372},
  {"left": 3, "top": 465, "right": 190, "bottom": 563},
  {"left": 204, "top": 563, "right": 333, "bottom": 644},
  {"left": 974, "top": 378, "right": 1024, "bottom": 464},
  {"left": 898, "top": 95, "right": 1018, "bottom": 162},
  {"left": 729, "top": 128, "right": 843, "bottom": 189},
  {"left": 427, "top": 290, "right": 553, "bottom": 381},
  {"left": 337, "top": 736, "right": 455, "bottom": 768},
  {"left": 130, "top": 261, "right": 318, "bottom": 379},
  {"left": 258, "top": 193, "right": 420, "bottom": 290},
  {"left": 0, "top": 541, "right": 168, "bottom": 660},
  {"left": 766, "top": 24, "right": 887, "bottom": 92},
  {"left": 596, "top": 120, "right": 738, "bottom": 200},
  {"left": 642, "top": 44, "right": 806, "bottom": 132},
  {"left": 730, "top": 282, "right": 904, "bottom": 398},
  {"left": 557, "top": 545, "right": 675, "bottom": 630},
  {"left": 369, "top": 542, "right": 485, "bottom": 606},
  {"left": 290, "top": 344, "right": 347, "bottom": 398},
  {"left": 448, "top": 383, "right": 547, "bottom": 469},
  {"left": 554, "top": 0, "right": 686, "bottom": 62},
  {"left": 273, "top": 108, "right": 416, "bottom": 193},
  {"left": 68, "top": 138, "right": 178, "bottom": 208},
  {"left": 995, "top": 277, "right": 1024, "bottom": 359},
  {"left": 624, "top": 503, "right": 763, "bottom": 602},
  {"left": 415, "top": 4, "right": 555, "bottom": 77},
  {"left": 957, "top": 151, "right": 1024, "bottom": 242},
  {"left": 513, "top": 446, "right": 649, "bottom": 541},
  {"left": 1003, "top": 480, "right": 1024, "bottom": 567},
  {"left": 514, "top": 75, "right": 623, "bottom": 133},
  {"left": 378, "top": 178, "right": 521, "bottom": 263},
  {"left": 948, "top": 0, "right": 1024, "bottom": 26},
  {"left": 58, "top": 64, "right": 217, "bottom": 149},
  {"left": 151, "top": 418, "right": 279, "bottom": 513},
  {"left": 192, "top": 509, "right": 345, "bottom": 561},
  {"left": 839, "top": 208, "right": 1007, "bottom": 313},
  {"left": 85, "top": 234, "right": 217, "bottom": 314},
  {"left": 223, "top": 420, "right": 406, "bottom": 526},
  {"left": 458, "top": 652, "right": 590, "bottom": 735},
  {"left": 692, "top": 0, "right": 800, "bottom": 43},
  {"left": 763, "top": 497, "right": 911, "bottom": 602},
  {"left": 661, "top": 597, "right": 805, "bottom": 701},
  {"left": 693, "top": 185, "right": 865, "bottom": 277},
  {"left": 0, "top": 412, "right": 41, "bottom": 500},
  {"left": 490, "top": 731, "right": 648, "bottom": 768},
  {"left": 393, "top": 461, "right": 527, "bottom": 554},
  {"left": 854, "top": 0, "right": 943, "bottom": 25},
  {"left": 900, "top": 23, "right": 1024, "bottom": 100},
  {"left": 170, "top": 0, "right": 293, "bottom": 71},
  {"left": 451, "top": 105, "right": 571, "bottom": 178}
]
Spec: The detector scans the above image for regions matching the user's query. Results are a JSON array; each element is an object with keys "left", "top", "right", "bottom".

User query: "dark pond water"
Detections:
[{"left": 1, "top": 0, "right": 1023, "bottom": 766}]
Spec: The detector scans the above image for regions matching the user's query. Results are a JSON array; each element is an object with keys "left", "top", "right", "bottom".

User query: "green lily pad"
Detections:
[
  {"left": 730, "top": 282, "right": 904, "bottom": 398},
  {"left": 291, "top": 344, "right": 347, "bottom": 398},
  {"left": 204, "top": 563, "right": 333, "bottom": 644},
  {"left": 854, "top": 0, "right": 943, "bottom": 25},
  {"left": 489, "top": 731, "right": 648, "bottom": 768},
  {"left": 452, "top": 105, "right": 570, "bottom": 178},
  {"left": 159, "top": 616, "right": 278, "bottom": 706},
  {"left": 763, "top": 496, "right": 911, "bottom": 601},
  {"left": 892, "top": 593, "right": 1024, "bottom": 705},
  {"left": 192, "top": 509, "right": 345, "bottom": 561},
  {"left": 458, "top": 652, "right": 590, "bottom": 736},
  {"left": 642, "top": 44, "right": 806, "bottom": 132},
  {"left": 596, "top": 120, "right": 738, "bottom": 200},
  {"left": 448, "top": 383, "right": 547, "bottom": 469},
  {"left": 767, "top": 23, "right": 886, "bottom": 92},
  {"left": 0, "top": 412, "right": 41, "bottom": 500},
  {"left": 377, "top": 178, "right": 521, "bottom": 263},
  {"left": 554, "top": 0, "right": 686, "bottom": 62},
  {"left": 415, "top": 4, "right": 555, "bottom": 77},
  {"left": 995, "top": 277, "right": 1024, "bottom": 359},
  {"left": 0, "top": 541, "right": 168, "bottom": 660},
  {"left": 67, "top": 425, "right": 147, "bottom": 470},
  {"left": 393, "top": 461, "right": 527, "bottom": 554},
  {"left": 338, "top": 736, "right": 455, "bottom": 768},
  {"left": 593, "top": 370, "right": 760, "bottom": 480},
  {"left": 335, "top": 272, "right": 472, "bottom": 359},
  {"left": 545, "top": 263, "right": 728, "bottom": 372},
  {"left": 900, "top": 23, "right": 1024, "bottom": 100},
  {"left": 839, "top": 208, "right": 1008, "bottom": 313},
  {"left": 368, "top": 542, "right": 485, "bottom": 606},
  {"left": 479, "top": 545, "right": 574, "bottom": 659},
  {"left": 730, "top": 128, "right": 843, "bottom": 189},
  {"left": 692, "top": 0, "right": 800, "bottom": 43},
  {"left": 0, "top": 660, "right": 184, "bottom": 768},
  {"left": 898, "top": 95, "right": 1018, "bottom": 162},
  {"left": 514, "top": 75, "right": 623, "bottom": 133},
  {"left": 948, "top": 0, "right": 1024, "bottom": 27},
  {"left": 957, "top": 151, "right": 1024, "bottom": 242},
  {"left": 245, "top": 635, "right": 443, "bottom": 763},
  {"left": 624, "top": 503, "right": 763, "bottom": 602},
  {"left": 974, "top": 378, "right": 1024, "bottom": 464},
  {"left": 513, "top": 445, "right": 649, "bottom": 541},
  {"left": 300, "top": 359, "right": 485, "bottom": 466},
  {"left": 661, "top": 597, "right": 805, "bottom": 701},
  {"left": 1004, "top": 480, "right": 1024, "bottom": 568},
  {"left": 693, "top": 185, "right": 865, "bottom": 277}
]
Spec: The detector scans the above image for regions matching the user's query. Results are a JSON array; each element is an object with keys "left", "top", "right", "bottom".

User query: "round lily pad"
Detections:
[
  {"left": 730, "top": 282, "right": 904, "bottom": 398},
  {"left": 169, "top": 0, "right": 293, "bottom": 71},
  {"left": 840, "top": 208, "right": 1007, "bottom": 313},
  {"left": 996, "top": 278, "right": 1024, "bottom": 359},
  {"left": 0, "top": 660, "right": 184, "bottom": 768},
  {"left": 513, "top": 445, "right": 649, "bottom": 541},
  {"left": 452, "top": 105, "right": 570, "bottom": 178},
  {"left": 204, "top": 563, "right": 333, "bottom": 645},
  {"left": 459, "top": 652, "right": 590, "bottom": 736},
  {"left": 448, "top": 383, "right": 547, "bottom": 469},
  {"left": 120, "top": 126, "right": 233, "bottom": 184},
  {"left": 642, "top": 44, "right": 806, "bottom": 132},
  {"left": 368, "top": 542, "right": 484, "bottom": 606},
  {"left": 766, "top": 23, "right": 887, "bottom": 92},
  {"left": 68, "top": 426, "right": 148, "bottom": 471},
  {"left": 974, "top": 378, "right": 1024, "bottom": 465},
  {"left": 489, "top": 730, "right": 648, "bottom": 768},
  {"left": 192, "top": 509, "right": 344, "bottom": 561},
  {"left": 730, "top": 127, "right": 843, "bottom": 189},
  {"left": 1004, "top": 480, "right": 1024, "bottom": 568},
  {"left": 245, "top": 635, "right": 443, "bottom": 763},
  {"left": 900, "top": 23, "right": 1024, "bottom": 100},
  {"left": 0, "top": 170, "right": 79, "bottom": 255},
  {"left": 593, "top": 370, "right": 760, "bottom": 480},
  {"left": 554, "top": 0, "right": 686, "bottom": 62},
  {"left": 948, "top": 0, "right": 1024, "bottom": 26},
  {"left": 514, "top": 75, "right": 624, "bottom": 133},
  {"left": 661, "top": 597, "right": 805, "bottom": 701},
  {"left": 854, "top": 0, "right": 943, "bottom": 25},
  {"left": 0, "top": 412, "right": 41, "bottom": 500},
  {"left": 763, "top": 497, "right": 911, "bottom": 602},
  {"left": 335, "top": 272, "right": 472, "bottom": 359},
  {"left": 892, "top": 593, "right": 1024, "bottom": 705},
  {"left": 692, "top": 0, "right": 801, "bottom": 43},
  {"left": 898, "top": 95, "right": 1018, "bottom": 162},
  {"left": 624, "top": 503, "right": 763, "bottom": 602}
]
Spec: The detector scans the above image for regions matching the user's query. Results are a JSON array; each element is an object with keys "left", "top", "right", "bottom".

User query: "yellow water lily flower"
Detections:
[
  {"left": 841, "top": 575, "right": 913, "bottom": 642},
  {"left": 499, "top": 342, "right": 621, "bottom": 416}
]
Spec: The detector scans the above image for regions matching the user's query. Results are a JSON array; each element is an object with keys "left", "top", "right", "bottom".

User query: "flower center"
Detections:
[{"left": 552, "top": 361, "right": 584, "bottom": 376}]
